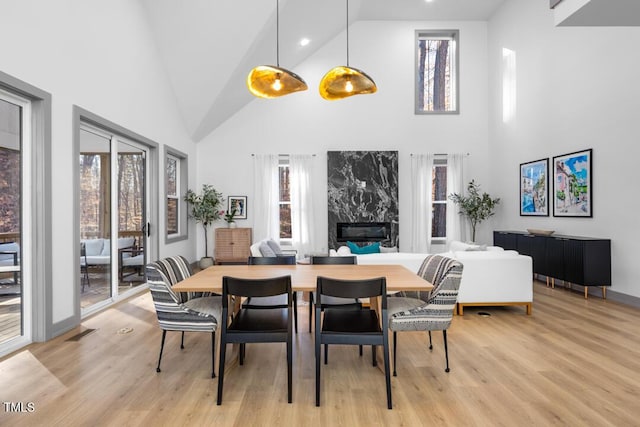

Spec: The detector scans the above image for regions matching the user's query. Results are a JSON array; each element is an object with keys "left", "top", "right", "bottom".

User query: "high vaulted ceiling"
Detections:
[{"left": 139, "top": 0, "right": 506, "bottom": 142}]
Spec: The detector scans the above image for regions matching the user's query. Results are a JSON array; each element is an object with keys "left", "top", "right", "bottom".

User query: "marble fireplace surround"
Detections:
[{"left": 327, "top": 151, "right": 399, "bottom": 250}]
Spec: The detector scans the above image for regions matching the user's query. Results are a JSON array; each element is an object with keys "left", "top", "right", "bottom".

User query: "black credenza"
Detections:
[{"left": 493, "top": 231, "right": 611, "bottom": 298}]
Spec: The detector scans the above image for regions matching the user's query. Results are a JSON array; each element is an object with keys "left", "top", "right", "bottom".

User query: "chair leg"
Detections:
[
  {"left": 383, "top": 334, "right": 393, "bottom": 409},
  {"left": 315, "top": 330, "right": 321, "bottom": 406},
  {"left": 156, "top": 330, "right": 167, "bottom": 373},
  {"left": 217, "top": 332, "right": 227, "bottom": 405},
  {"left": 239, "top": 343, "right": 245, "bottom": 365},
  {"left": 359, "top": 345, "right": 363, "bottom": 356},
  {"left": 211, "top": 331, "right": 216, "bottom": 378},
  {"left": 287, "top": 329, "right": 293, "bottom": 403},
  {"left": 428, "top": 331, "right": 433, "bottom": 350},
  {"left": 293, "top": 292, "right": 298, "bottom": 333},
  {"left": 443, "top": 330, "right": 450, "bottom": 373},
  {"left": 308, "top": 293, "right": 313, "bottom": 333},
  {"left": 371, "top": 345, "right": 377, "bottom": 367},
  {"left": 393, "top": 331, "right": 397, "bottom": 377},
  {"left": 324, "top": 343, "right": 328, "bottom": 365},
  {"left": 181, "top": 331, "right": 185, "bottom": 349}
]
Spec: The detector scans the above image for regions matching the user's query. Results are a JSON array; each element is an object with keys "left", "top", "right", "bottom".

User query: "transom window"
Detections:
[{"left": 415, "top": 30, "right": 459, "bottom": 114}]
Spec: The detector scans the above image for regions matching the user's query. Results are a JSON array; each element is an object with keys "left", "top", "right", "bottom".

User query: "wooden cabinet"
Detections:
[
  {"left": 214, "top": 228, "right": 252, "bottom": 264},
  {"left": 494, "top": 231, "right": 611, "bottom": 298}
]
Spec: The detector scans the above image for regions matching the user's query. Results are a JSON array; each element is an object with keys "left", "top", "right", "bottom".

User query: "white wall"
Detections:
[
  {"left": 488, "top": 0, "right": 640, "bottom": 298},
  {"left": 0, "top": 0, "right": 196, "bottom": 325},
  {"left": 197, "top": 20, "right": 492, "bottom": 255}
]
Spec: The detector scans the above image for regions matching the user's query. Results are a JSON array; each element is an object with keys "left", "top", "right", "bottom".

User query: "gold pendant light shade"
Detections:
[
  {"left": 247, "top": 65, "right": 308, "bottom": 99},
  {"left": 319, "top": 66, "right": 377, "bottom": 100}
]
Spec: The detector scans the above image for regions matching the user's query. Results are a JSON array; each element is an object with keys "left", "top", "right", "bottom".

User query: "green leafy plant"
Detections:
[
  {"left": 449, "top": 180, "right": 500, "bottom": 242},
  {"left": 184, "top": 184, "right": 224, "bottom": 258},
  {"left": 224, "top": 208, "right": 237, "bottom": 223}
]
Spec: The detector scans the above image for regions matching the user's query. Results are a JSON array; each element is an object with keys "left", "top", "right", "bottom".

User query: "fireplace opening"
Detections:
[{"left": 337, "top": 222, "right": 391, "bottom": 243}]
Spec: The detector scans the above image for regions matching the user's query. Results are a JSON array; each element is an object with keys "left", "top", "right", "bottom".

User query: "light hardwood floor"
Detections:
[{"left": 1, "top": 281, "right": 639, "bottom": 426}]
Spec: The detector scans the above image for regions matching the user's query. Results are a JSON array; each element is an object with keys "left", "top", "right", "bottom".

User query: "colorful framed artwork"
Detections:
[
  {"left": 520, "top": 158, "right": 549, "bottom": 216},
  {"left": 228, "top": 196, "right": 247, "bottom": 219},
  {"left": 553, "top": 149, "right": 592, "bottom": 217}
]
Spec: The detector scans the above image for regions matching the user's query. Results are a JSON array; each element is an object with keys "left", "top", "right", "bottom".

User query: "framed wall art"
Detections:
[
  {"left": 520, "top": 158, "right": 549, "bottom": 216},
  {"left": 228, "top": 196, "right": 247, "bottom": 219},
  {"left": 553, "top": 149, "right": 592, "bottom": 217}
]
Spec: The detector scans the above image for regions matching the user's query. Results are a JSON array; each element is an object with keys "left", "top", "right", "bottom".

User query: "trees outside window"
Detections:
[{"left": 416, "top": 30, "right": 459, "bottom": 114}]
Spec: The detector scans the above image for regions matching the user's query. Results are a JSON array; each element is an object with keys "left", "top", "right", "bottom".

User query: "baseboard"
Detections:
[{"left": 603, "top": 289, "right": 640, "bottom": 309}]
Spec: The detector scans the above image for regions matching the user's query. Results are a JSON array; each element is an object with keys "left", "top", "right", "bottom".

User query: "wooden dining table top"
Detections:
[{"left": 172, "top": 263, "right": 433, "bottom": 293}]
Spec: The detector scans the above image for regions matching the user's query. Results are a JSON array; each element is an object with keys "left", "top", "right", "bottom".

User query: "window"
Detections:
[
  {"left": 278, "top": 156, "right": 291, "bottom": 239},
  {"left": 165, "top": 147, "right": 188, "bottom": 242},
  {"left": 415, "top": 30, "right": 459, "bottom": 114},
  {"left": 432, "top": 159, "right": 447, "bottom": 240}
]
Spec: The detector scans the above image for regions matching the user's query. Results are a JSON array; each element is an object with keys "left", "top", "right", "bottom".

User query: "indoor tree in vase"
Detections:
[
  {"left": 450, "top": 180, "right": 500, "bottom": 242},
  {"left": 184, "top": 184, "right": 224, "bottom": 268}
]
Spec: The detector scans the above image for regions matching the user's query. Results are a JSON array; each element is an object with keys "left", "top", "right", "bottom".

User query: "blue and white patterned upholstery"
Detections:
[
  {"left": 146, "top": 262, "right": 220, "bottom": 332},
  {"left": 388, "top": 255, "right": 463, "bottom": 332}
]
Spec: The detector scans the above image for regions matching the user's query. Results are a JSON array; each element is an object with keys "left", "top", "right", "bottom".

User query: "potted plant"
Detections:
[
  {"left": 224, "top": 208, "right": 237, "bottom": 228},
  {"left": 449, "top": 180, "right": 500, "bottom": 242},
  {"left": 184, "top": 184, "right": 224, "bottom": 268}
]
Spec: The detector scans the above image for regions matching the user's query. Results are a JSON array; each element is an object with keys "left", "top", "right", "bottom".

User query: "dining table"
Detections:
[{"left": 172, "top": 263, "right": 433, "bottom": 373}]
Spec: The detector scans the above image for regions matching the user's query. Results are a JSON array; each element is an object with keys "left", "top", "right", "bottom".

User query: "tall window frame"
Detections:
[
  {"left": 431, "top": 158, "right": 448, "bottom": 242},
  {"left": 164, "top": 147, "right": 188, "bottom": 243},
  {"left": 278, "top": 155, "right": 291, "bottom": 241},
  {"left": 415, "top": 30, "right": 459, "bottom": 114}
]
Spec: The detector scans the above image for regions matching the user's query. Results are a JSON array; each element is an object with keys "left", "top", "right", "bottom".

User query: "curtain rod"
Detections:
[{"left": 410, "top": 153, "right": 470, "bottom": 157}]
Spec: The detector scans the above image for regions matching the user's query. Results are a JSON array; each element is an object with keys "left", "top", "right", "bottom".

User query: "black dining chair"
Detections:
[
  {"left": 315, "top": 276, "right": 392, "bottom": 409},
  {"left": 308, "top": 256, "right": 361, "bottom": 333},
  {"left": 242, "top": 256, "right": 298, "bottom": 332},
  {"left": 217, "top": 275, "right": 293, "bottom": 405},
  {"left": 309, "top": 255, "right": 364, "bottom": 363}
]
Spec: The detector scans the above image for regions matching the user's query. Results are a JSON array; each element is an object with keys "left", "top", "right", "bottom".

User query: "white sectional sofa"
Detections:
[{"left": 330, "top": 241, "right": 533, "bottom": 315}]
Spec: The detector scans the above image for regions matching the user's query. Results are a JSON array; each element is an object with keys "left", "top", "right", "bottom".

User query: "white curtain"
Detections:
[
  {"left": 411, "top": 154, "right": 435, "bottom": 253},
  {"left": 252, "top": 154, "right": 280, "bottom": 242},
  {"left": 446, "top": 153, "right": 466, "bottom": 243},
  {"left": 289, "top": 155, "right": 316, "bottom": 257}
]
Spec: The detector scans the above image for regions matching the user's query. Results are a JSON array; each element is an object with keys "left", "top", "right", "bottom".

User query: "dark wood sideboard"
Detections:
[{"left": 493, "top": 231, "right": 611, "bottom": 299}]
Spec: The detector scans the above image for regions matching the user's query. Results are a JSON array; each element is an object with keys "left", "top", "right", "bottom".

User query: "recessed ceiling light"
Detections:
[
  {"left": 299, "top": 38, "right": 310, "bottom": 47},
  {"left": 425, "top": 0, "right": 434, "bottom": 3}
]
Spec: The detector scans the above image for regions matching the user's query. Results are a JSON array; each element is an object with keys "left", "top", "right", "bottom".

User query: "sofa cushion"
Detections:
[
  {"left": 0, "top": 242, "right": 20, "bottom": 267},
  {"left": 259, "top": 241, "right": 276, "bottom": 257},
  {"left": 266, "top": 239, "right": 284, "bottom": 255},
  {"left": 336, "top": 246, "right": 352, "bottom": 256},
  {"left": 84, "top": 239, "right": 104, "bottom": 256},
  {"left": 347, "top": 241, "right": 380, "bottom": 254},
  {"left": 380, "top": 246, "right": 399, "bottom": 253}
]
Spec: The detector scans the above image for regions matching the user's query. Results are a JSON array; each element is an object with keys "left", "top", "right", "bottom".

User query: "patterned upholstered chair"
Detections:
[
  {"left": 150, "top": 255, "right": 210, "bottom": 302},
  {"left": 146, "top": 259, "right": 222, "bottom": 378},
  {"left": 388, "top": 254, "right": 463, "bottom": 375}
]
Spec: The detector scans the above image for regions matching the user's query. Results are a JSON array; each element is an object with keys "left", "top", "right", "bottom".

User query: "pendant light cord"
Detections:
[
  {"left": 346, "top": 0, "right": 350, "bottom": 67},
  {"left": 276, "top": 0, "right": 280, "bottom": 67}
]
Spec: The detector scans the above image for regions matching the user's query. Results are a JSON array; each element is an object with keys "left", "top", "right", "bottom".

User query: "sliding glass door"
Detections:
[
  {"left": 0, "top": 89, "right": 31, "bottom": 350},
  {"left": 79, "top": 125, "right": 148, "bottom": 312}
]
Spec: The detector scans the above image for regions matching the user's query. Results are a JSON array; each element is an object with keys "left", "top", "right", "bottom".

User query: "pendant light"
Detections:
[
  {"left": 247, "top": 0, "right": 308, "bottom": 98},
  {"left": 319, "top": 0, "right": 377, "bottom": 100}
]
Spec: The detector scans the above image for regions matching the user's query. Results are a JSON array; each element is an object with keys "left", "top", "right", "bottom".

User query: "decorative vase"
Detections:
[
  {"left": 199, "top": 256, "right": 214, "bottom": 269},
  {"left": 228, "top": 221, "right": 237, "bottom": 228}
]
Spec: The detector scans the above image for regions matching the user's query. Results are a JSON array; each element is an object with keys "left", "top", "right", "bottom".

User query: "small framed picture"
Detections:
[
  {"left": 228, "top": 196, "right": 247, "bottom": 219},
  {"left": 520, "top": 158, "right": 549, "bottom": 216},
  {"left": 553, "top": 149, "right": 592, "bottom": 217}
]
